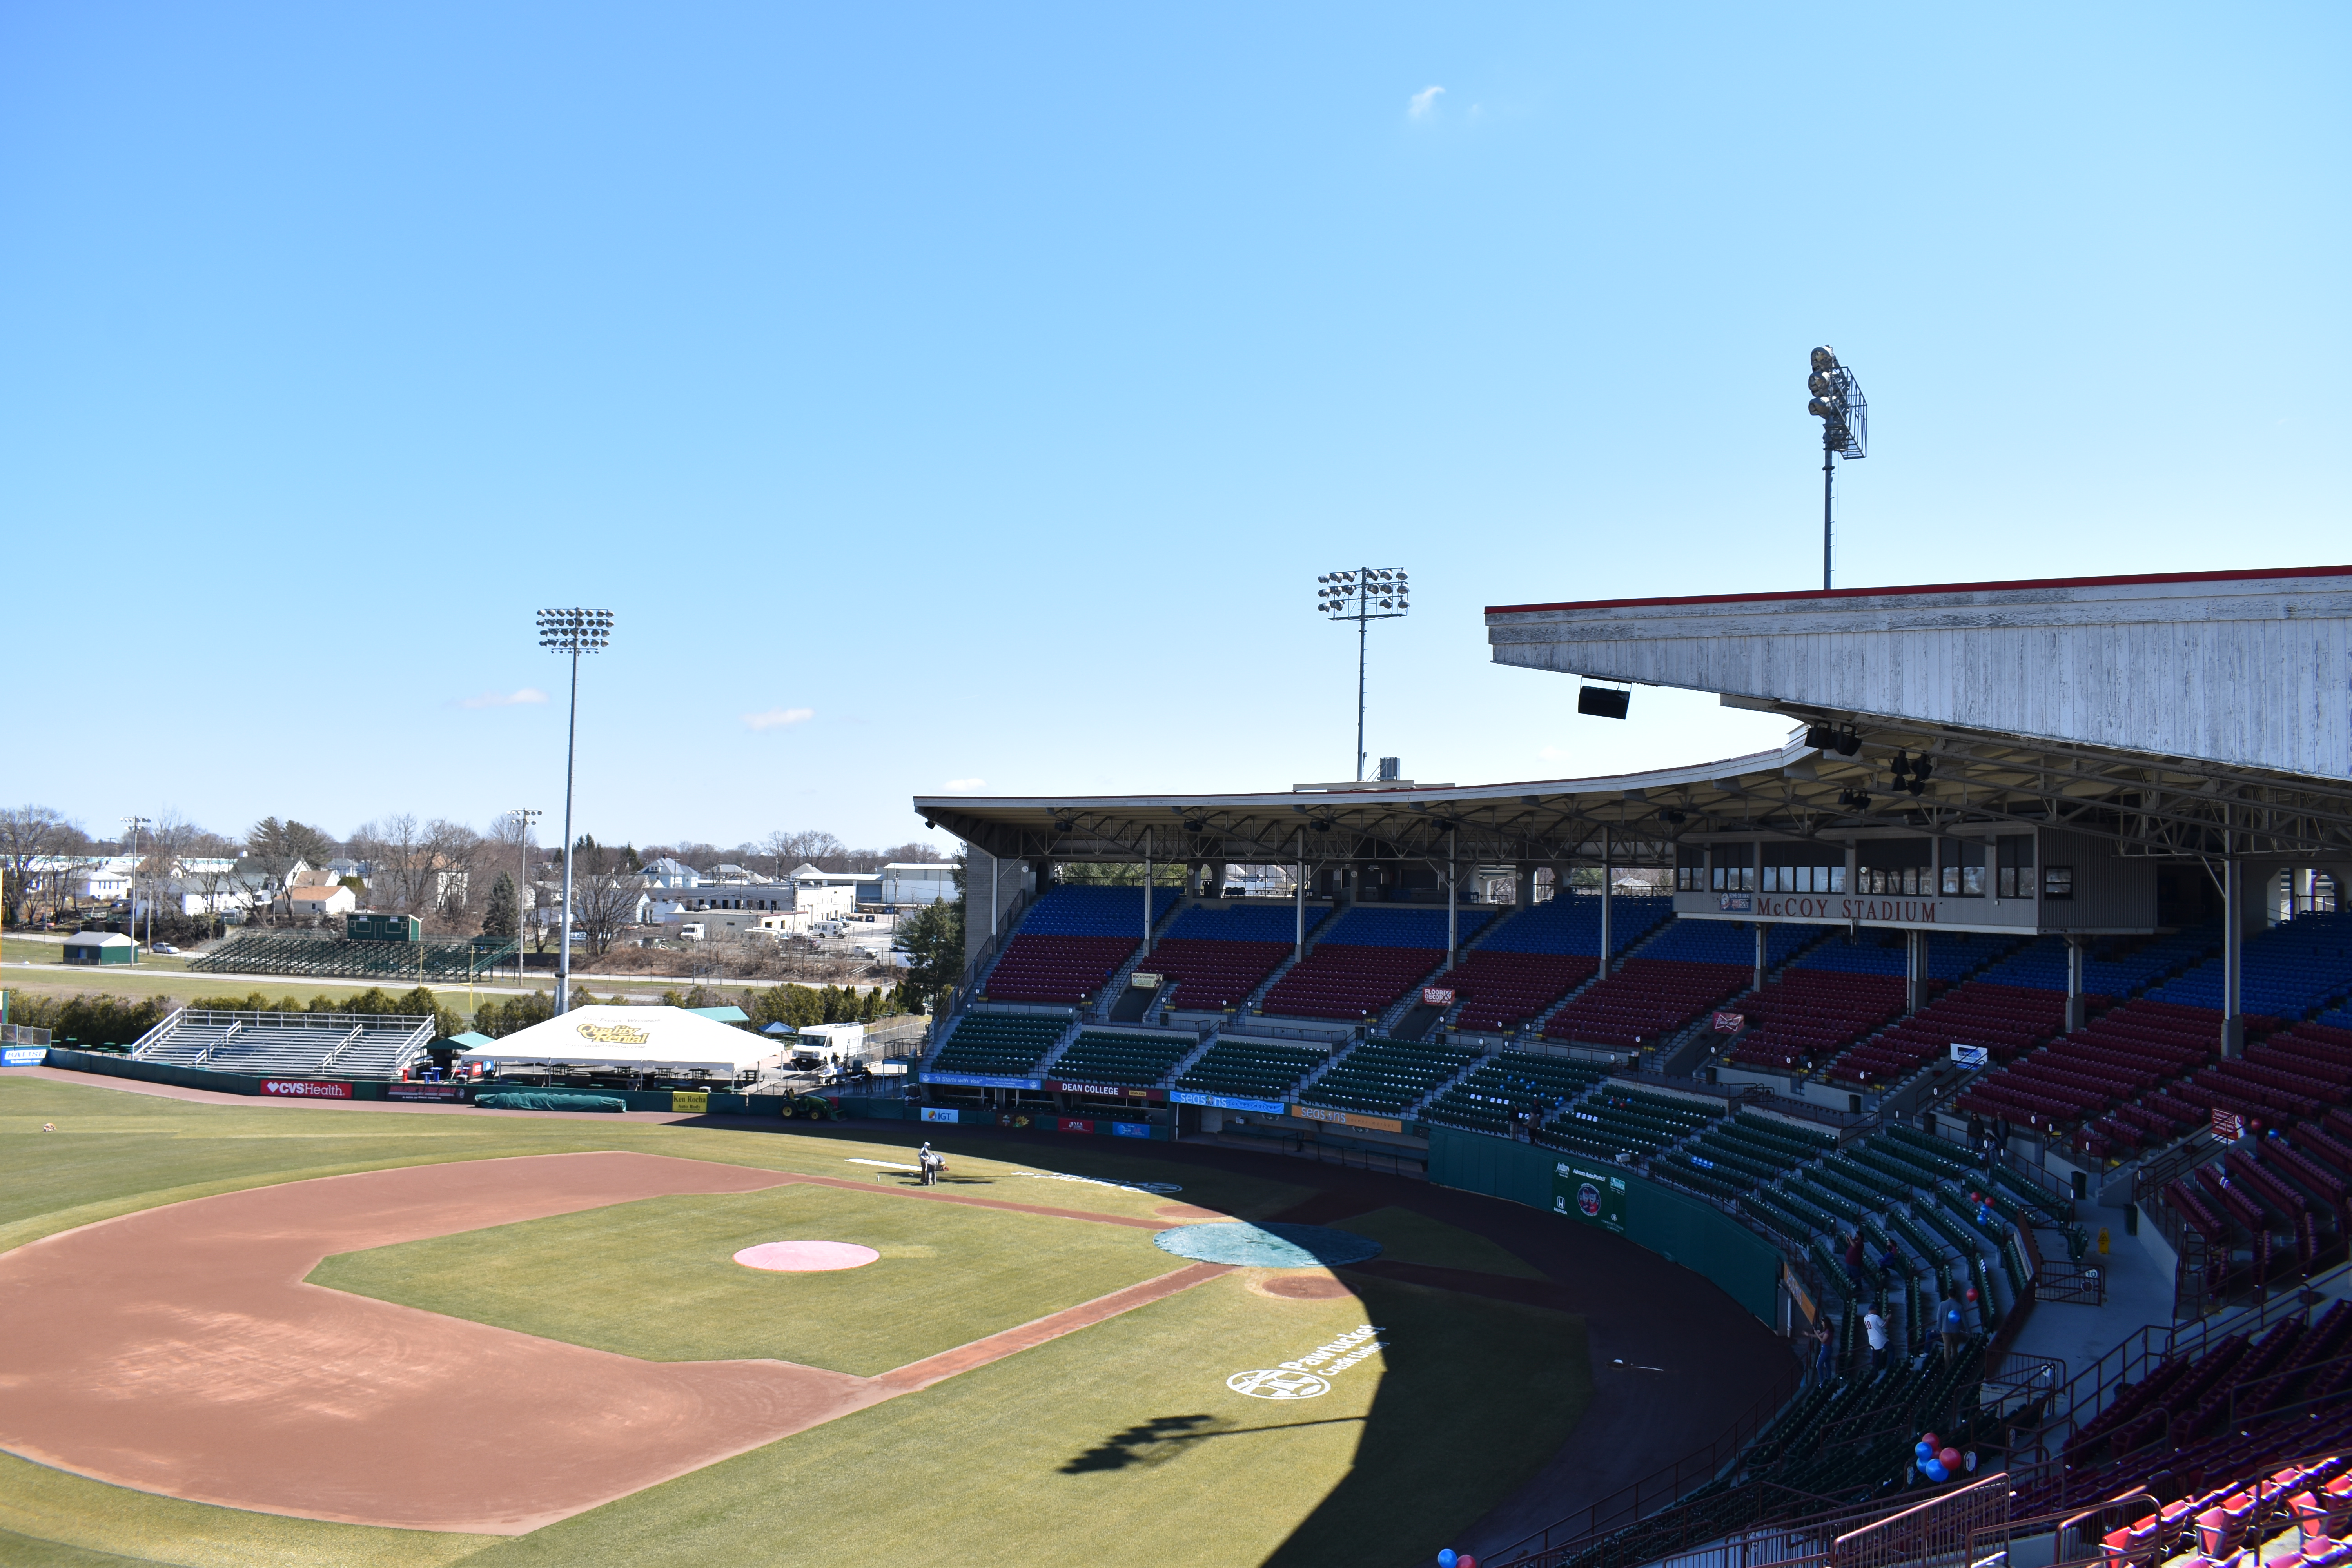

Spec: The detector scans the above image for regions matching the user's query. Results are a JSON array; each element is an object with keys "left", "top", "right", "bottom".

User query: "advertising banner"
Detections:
[
  {"left": 1044, "top": 1079, "right": 1163, "bottom": 1101},
  {"left": 1169, "top": 1089, "right": 1287, "bottom": 1115},
  {"left": 671, "top": 1091, "right": 710, "bottom": 1114},
  {"left": 1421, "top": 987, "right": 1456, "bottom": 1007},
  {"left": 1, "top": 1047, "right": 47, "bottom": 1068},
  {"left": 260, "top": 1080, "right": 353, "bottom": 1100},
  {"left": 923, "top": 1071, "right": 1042, "bottom": 1091},
  {"left": 1551, "top": 1159, "right": 1626, "bottom": 1234},
  {"left": 1949, "top": 1043, "right": 1990, "bottom": 1068},
  {"left": 2212, "top": 1108, "right": 2244, "bottom": 1142},
  {"left": 1131, "top": 972, "right": 1162, "bottom": 989},
  {"left": 1112, "top": 1122, "right": 1152, "bottom": 1138},
  {"left": 1291, "top": 1103, "right": 1405, "bottom": 1134},
  {"left": 920, "top": 1106, "right": 961, "bottom": 1123},
  {"left": 1057, "top": 1117, "right": 1095, "bottom": 1134},
  {"left": 1711, "top": 1011, "right": 1746, "bottom": 1034},
  {"left": 386, "top": 1083, "right": 465, "bottom": 1101}
]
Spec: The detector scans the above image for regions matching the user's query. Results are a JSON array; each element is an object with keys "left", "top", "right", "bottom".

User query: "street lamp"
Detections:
[
  {"left": 537, "top": 608, "right": 613, "bottom": 1013},
  {"left": 1316, "top": 568, "right": 1410, "bottom": 781},
  {"left": 120, "top": 815, "right": 150, "bottom": 946},
  {"left": 1806, "top": 347, "right": 1867, "bottom": 590},
  {"left": 512, "top": 807, "right": 542, "bottom": 978}
]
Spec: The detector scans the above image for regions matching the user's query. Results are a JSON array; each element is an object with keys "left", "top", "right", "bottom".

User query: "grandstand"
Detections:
[
  {"left": 1146, "top": 901, "right": 1305, "bottom": 1014},
  {"left": 1256, "top": 906, "right": 1492, "bottom": 1022},
  {"left": 127, "top": 1008, "right": 434, "bottom": 1079},
  {"left": 975, "top": 885, "right": 1178, "bottom": 1006},
  {"left": 1047, "top": 1029, "right": 1194, "bottom": 1087},
  {"left": 915, "top": 566, "right": 2352, "bottom": 1561},
  {"left": 192, "top": 932, "right": 518, "bottom": 981},
  {"left": 926, "top": 1013, "right": 1069, "bottom": 1077}
]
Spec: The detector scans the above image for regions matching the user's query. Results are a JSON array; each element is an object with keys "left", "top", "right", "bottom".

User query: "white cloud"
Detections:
[
  {"left": 942, "top": 778, "right": 987, "bottom": 792},
  {"left": 456, "top": 687, "right": 549, "bottom": 709},
  {"left": 1539, "top": 745, "right": 1570, "bottom": 761},
  {"left": 1408, "top": 85, "right": 1445, "bottom": 119},
  {"left": 742, "top": 706, "right": 816, "bottom": 731}
]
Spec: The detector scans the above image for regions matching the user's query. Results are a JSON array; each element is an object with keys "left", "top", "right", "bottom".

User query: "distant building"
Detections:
[
  {"left": 62, "top": 931, "right": 137, "bottom": 965},
  {"left": 880, "top": 863, "right": 957, "bottom": 907},
  {"left": 286, "top": 883, "right": 359, "bottom": 919}
]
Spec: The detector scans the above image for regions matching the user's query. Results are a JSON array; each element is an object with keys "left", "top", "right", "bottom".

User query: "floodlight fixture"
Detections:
[
  {"left": 537, "top": 607, "right": 615, "bottom": 1014},
  {"left": 1316, "top": 564, "right": 1412, "bottom": 780},
  {"left": 1805, "top": 346, "right": 1868, "bottom": 591}
]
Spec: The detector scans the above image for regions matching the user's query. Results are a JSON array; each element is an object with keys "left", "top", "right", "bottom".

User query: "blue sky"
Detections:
[{"left": 5, "top": 4, "right": 2345, "bottom": 852}]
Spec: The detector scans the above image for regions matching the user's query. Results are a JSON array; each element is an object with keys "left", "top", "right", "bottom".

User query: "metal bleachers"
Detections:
[
  {"left": 192, "top": 933, "right": 518, "bottom": 981},
  {"left": 128, "top": 1008, "right": 434, "bottom": 1079}
]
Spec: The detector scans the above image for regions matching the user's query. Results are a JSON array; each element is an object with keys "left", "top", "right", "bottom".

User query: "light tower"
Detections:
[
  {"left": 536, "top": 608, "right": 613, "bottom": 1014},
  {"left": 1316, "top": 568, "right": 1410, "bottom": 781},
  {"left": 1807, "top": 347, "right": 1867, "bottom": 590}
]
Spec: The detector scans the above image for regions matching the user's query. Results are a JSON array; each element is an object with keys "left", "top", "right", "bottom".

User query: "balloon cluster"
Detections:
[
  {"left": 1913, "top": 1433, "right": 1971, "bottom": 1483},
  {"left": 1438, "top": 1551, "right": 1477, "bottom": 1568}
]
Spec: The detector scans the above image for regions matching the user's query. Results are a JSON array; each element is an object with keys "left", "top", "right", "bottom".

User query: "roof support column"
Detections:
[
  {"left": 1294, "top": 831, "right": 1306, "bottom": 962},
  {"left": 2222, "top": 854, "right": 2243, "bottom": 1059},
  {"left": 1446, "top": 828, "right": 1459, "bottom": 970},
  {"left": 2065, "top": 936, "right": 2086, "bottom": 1033},
  {"left": 1143, "top": 828, "right": 1154, "bottom": 957},
  {"left": 1753, "top": 923, "right": 1766, "bottom": 996},
  {"left": 1906, "top": 929, "right": 1926, "bottom": 1016},
  {"left": 1600, "top": 829, "right": 1615, "bottom": 976}
]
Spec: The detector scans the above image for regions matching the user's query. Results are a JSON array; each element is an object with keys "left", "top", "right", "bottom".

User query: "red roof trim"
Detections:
[{"left": 1485, "top": 564, "right": 2352, "bottom": 618}]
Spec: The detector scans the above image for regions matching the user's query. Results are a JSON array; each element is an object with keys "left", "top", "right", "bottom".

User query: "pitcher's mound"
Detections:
[
  {"left": 1257, "top": 1274, "right": 1352, "bottom": 1301},
  {"left": 734, "top": 1241, "right": 880, "bottom": 1272}
]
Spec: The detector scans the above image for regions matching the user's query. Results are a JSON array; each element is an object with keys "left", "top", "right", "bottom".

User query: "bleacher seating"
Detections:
[
  {"left": 1422, "top": 1050, "right": 1608, "bottom": 1134},
  {"left": 1543, "top": 920, "right": 1830, "bottom": 1047},
  {"left": 1431, "top": 895, "right": 1671, "bottom": 1033},
  {"left": 192, "top": 933, "right": 517, "bottom": 981},
  {"left": 1818, "top": 982, "right": 2076, "bottom": 1085},
  {"left": 1297, "top": 1039, "right": 1478, "bottom": 1116},
  {"left": 1542, "top": 1085, "right": 1724, "bottom": 1163},
  {"left": 1724, "top": 970, "right": 1911, "bottom": 1072},
  {"left": 130, "top": 1008, "right": 433, "bottom": 1079},
  {"left": 2152, "top": 914, "right": 2352, "bottom": 1020},
  {"left": 2032, "top": 1305, "right": 2352, "bottom": 1520},
  {"left": 929, "top": 1014, "right": 1067, "bottom": 1076},
  {"left": 1975, "top": 924, "right": 2221, "bottom": 997},
  {"left": 978, "top": 886, "right": 1181, "bottom": 1006},
  {"left": 1047, "top": 1029, "right": 1193, "bottom": 1087},
  {"left": 1256, "top": 907, "right": 1490, "bottom": 1021},
  {"left": 1172, "top": 1037, "right": 1327, "bottom": 1101},
  {"left": 1956, "top": 999, "right": 2223, "bottom": 1154},
  {"left": 1147, "top": 903, "right": 1299, "bottom": 1013}
]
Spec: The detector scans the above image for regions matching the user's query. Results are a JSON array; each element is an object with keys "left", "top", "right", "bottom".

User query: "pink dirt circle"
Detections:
[{"left": 732, "top": 1241, "right": 880, "bottom": 1273}]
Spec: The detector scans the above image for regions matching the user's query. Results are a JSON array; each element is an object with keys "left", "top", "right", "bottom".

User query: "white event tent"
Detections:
[{"left": 457, "top": 1005, "right": 776, "bottom": 1077}]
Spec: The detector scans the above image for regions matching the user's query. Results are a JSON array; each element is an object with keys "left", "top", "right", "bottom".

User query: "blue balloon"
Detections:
[
  {"left": 1915, "top": 1441, "right": 1935, "bottom": 1459},
  {"left": 1925, "top": 1460, "right": 1949, "bottom": 1482},
  {"left": 1440, "top": 1553, "right": 1459, "bottom": 1568}
]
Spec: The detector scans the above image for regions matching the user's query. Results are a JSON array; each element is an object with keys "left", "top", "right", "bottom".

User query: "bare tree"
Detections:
[
  {"left": 761, "top": 829, "right": 845, "bottom": 875},
  {"left": 572, "top": 871, "right": 641, "bottom": 957},
  {"left": 0, "top": 805, "right": 76, "bottom": 926}
]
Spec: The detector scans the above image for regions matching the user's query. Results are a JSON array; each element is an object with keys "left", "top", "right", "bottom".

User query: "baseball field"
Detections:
[{"left": 0, "top": 1068, "right": 1735, "bottom": 1568}]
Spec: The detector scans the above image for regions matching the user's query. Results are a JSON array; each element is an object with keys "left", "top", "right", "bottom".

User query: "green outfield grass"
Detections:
[
  {"left": 314, "top": 1181, "right": 1189, "bottom": 1375},
  {"left": 0, "top": 1073, "right": 1592, "bottom": 1568}
]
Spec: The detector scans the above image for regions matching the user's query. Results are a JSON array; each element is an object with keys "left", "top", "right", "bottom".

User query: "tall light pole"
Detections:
[
  {"left": 512, "top": 807, "right": 542, "bottom": 980},
  {"left": 1316, "top": 567, "right": 1410, "bottom": 780},
  {"left": 1806, "top": 347, "right": 1867, "bottom": 590},
  {"left": 537, "top": 609, "right": 613, "bottom": 1013},
  {"left": 120, "top": 815, "right": 150, "bottom": 944}
]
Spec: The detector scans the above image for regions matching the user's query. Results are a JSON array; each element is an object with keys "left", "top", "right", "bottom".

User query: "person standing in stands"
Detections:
[
  {"left": 1808, "top": 1321, "right": 1836, "bottom": 1387},
  {"left": 1844, "top": 1231, "right": 1867, "bottom": 1291},
  {"left": 1862, "top": 1306, "right": 1888, "bottom": 1376},
  {"left": 1938, "top": 1292, "right": 1967, "bottom": 1364}
]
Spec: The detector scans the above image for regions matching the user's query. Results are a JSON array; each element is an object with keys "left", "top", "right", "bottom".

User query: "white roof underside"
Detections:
[
  {"left": 1486, "top": 566, "right": 2352, "bottom": 782},
  {"left": 457, "top": 1005, "right": 771, "bottom": 1073}
]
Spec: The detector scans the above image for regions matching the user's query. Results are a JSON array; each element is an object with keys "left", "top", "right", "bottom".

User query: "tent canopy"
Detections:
[{"left": 456, "top": 1005, "right": 772, "bottom": 1075}]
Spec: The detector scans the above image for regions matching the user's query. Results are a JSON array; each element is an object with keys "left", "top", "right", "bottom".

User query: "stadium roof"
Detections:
[{"left": 919, "top": 566, "right": 2352, "bottom": 870}]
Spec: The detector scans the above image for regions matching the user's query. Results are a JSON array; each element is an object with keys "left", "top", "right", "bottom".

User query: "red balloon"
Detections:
[
  {"left": 1940, "top": 1447, "right": 1961, "bottom": 1469},
  {"left": 1965, "top": 1287, "right": 1978, "bottom": 1301},
  {"left": 1921, "top": 1432, "right": 1939, "bottom": 1449}
]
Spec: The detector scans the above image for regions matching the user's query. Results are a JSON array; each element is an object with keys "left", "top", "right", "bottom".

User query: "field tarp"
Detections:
[{"left": 1428, "top": 1125, "right": 1780, "bottom": 1325}]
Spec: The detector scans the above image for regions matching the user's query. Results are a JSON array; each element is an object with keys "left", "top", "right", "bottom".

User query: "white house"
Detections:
[{"left": 287, "top": 883, "right": 359, "bottom": 919}]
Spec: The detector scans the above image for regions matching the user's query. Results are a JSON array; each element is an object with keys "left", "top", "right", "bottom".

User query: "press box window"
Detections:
[
  {"left": 1940, "top": 840, "right": 1987, "bottom": 898},
  {"left": 2043, "top": 866, "right": 2073, "bottom": 900},
  {"left": 1995, "top": 835, "right": 2036, "bottom": 899}
]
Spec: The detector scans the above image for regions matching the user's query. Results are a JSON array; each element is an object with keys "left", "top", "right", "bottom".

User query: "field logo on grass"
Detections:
[
  {"left": 1008, "top": 1171, "right": 1182, "bottom": 1195},
  {"left": 1227, "top": 1325, "right": 1387, "bottom": 1400}
]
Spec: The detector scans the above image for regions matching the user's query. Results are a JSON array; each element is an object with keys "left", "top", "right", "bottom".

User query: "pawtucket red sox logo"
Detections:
[{"left": 1578, "top": 1182, "right": 1602, "bottom": 1218}]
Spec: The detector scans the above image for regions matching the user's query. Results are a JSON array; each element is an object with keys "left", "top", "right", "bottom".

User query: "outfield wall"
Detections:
[{"left": 1428, "top": 1125, "right": 1780, "bottom": 1325}]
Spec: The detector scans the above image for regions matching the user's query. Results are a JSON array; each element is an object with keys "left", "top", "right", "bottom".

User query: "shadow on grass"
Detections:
[{"left": 1058, "top": 1414, "right": 1370, "bottom": 1473}]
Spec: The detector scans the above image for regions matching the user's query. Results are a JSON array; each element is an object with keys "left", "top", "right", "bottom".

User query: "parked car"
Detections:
[{"left": 151, "top": 943, "right": 179, "bottom": 955}]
